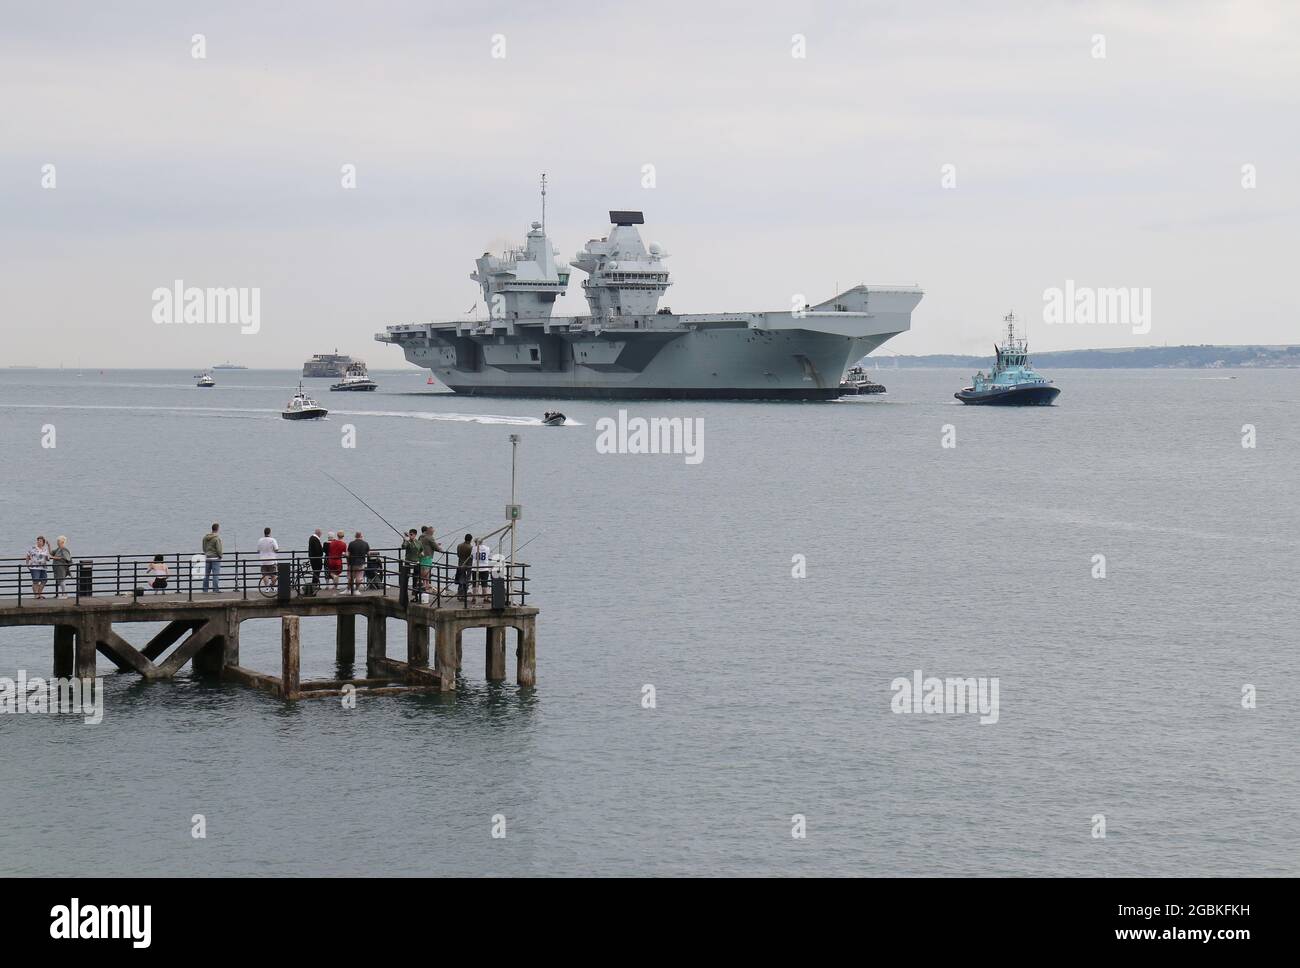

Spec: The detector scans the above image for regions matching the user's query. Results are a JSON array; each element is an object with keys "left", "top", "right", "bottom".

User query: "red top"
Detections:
[{"left": 326, "top": 539, "right": 346, "bottom": 569}]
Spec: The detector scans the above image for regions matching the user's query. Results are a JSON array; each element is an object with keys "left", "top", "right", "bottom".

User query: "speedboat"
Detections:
[
  {"left": 542, "top": 410, "right": 566, "bottom": 426},
  {"left": 955, "top": 312, "right": 1060, "bottom": 406},
  {"left": 282, "top": 383, "right": 329, "bottom": 419},
  {"left": 329, "top": 361, "right": 378, "bottom": 392},
  {"left": 837, "top": 364, "right": 886, "bottom": 395},
  {"left": 196, "top": 371, "right": 215, "bottom": 388}
]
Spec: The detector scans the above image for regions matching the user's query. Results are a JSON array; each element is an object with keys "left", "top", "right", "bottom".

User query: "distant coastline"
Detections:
[{"left": 868, "top": 345, "right": 1300, "bottom": 369}]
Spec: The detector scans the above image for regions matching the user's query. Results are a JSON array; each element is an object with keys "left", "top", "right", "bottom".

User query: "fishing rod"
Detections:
[
  {"left": 322, "top": 472, "right": 405, "bottom": 542},
  {"left": 435, "top": 518, "right": 493, "bottom": 544}
]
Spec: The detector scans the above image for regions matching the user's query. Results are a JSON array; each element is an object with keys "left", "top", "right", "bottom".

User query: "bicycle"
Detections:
[{"left": 257, "top": 560, "right": 316, "bottom": 598}]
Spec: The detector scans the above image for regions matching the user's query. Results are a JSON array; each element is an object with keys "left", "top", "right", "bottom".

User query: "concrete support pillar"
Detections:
[
  {"left": 486, "top": 626, "right": 506, "bottom": 682},
  {"left": 53, "top": 625, "right": 76, "bottom": 678},
  {"left": 75, "top": 615, "right": 98, "bottom": 678},
  {"left": 407, "top": 621, "right": 429, "bottom": 668},
  {"left": 222, "top": 616, "right": 241, "bottom": 667},
  {"left": 281, "top": 616, "right": 300, "bottom": 700},
  {"left": 433, "top": 619, "right": 457, "bottom": 692},
  {"left": 517, "top": 619, "right": 536, "bottom": 687},
  {"left": 192, "top": 610, "right": 231, "bottom": 677},
  {"left": 336, "top": 612, "right": 356, "bottom": 664},
  {"left": 366, "top": 613, "right": 387, "bottom": 675}
]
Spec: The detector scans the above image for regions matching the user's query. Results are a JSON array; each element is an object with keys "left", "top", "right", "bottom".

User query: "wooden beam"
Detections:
[
  {"left": 517, "top": 618, "right": 536, "bottom": 687},
  {"left": 282, "top": 616, "right": 300, "bottom": 699},
  {"left": 222, "top": 665, "right": 281, "bottom": 694}
]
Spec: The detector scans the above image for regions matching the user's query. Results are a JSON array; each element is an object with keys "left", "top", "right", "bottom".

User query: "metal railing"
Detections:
[{"left": 0, "top": 547, "right": 530, "bottom": 610}]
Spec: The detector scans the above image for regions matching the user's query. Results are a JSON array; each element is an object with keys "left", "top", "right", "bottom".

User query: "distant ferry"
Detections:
[
  {"left": 213, "top": 361, "right": 247, "bottom": 370},
  {"left": 303, "top": 351, "right": 354, "bottom": 378},
  {"left": 955, "top": 312, "right": 1060, "bottom": 406}
]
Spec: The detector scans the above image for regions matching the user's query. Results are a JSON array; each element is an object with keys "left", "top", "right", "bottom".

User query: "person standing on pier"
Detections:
[
  {"left": 401, "top": 529, "right": 422, "bottom": 599},
  {"left": 51, "top": 536, "right": 72, "bottom": 599},
  {"left": 418, "top": 525, "right": 441, "bottom": 597},
  {"left": 471, "top": 536, "right": 492, "bottom": 603},
  {"left": 202, "top": 523, "right": 223, "bottom": 592},
  {"left": 25, "top": 536, "right": 51, "bottom": 599},
  {"left": 455, "top": 533, "right": 473, "bottom": 603},
  {"left": 257, "top": 527, "right": 280, "bottom": 582},
  {"left": 308, "top": 529, "right": 325, "bottom": 591},
  {"left": 346, "top": 531, "right": 370, "bottom": 595},
  {"left": 325, "top": 530, "right": 347, "bottom": 592}
]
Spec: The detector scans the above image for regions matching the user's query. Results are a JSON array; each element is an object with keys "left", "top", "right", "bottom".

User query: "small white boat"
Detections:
[
  {"left": 542, "top": 410, "right": 566, "bottom": 426},
  {"left": 196, "top": 370, "right": 215, "bottom": 388},
  {"left": 282, "top": 383, "right": 328, "bottom": 420}
]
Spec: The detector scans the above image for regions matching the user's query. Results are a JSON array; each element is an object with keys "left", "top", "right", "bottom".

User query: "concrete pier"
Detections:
[{"left": 0, "top": 592, "right": 539, "bottom": 698}]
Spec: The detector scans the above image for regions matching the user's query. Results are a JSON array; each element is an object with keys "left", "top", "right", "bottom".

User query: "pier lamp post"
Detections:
[{"left": 508, "top": 434, "right": 521, "bottom": 590}]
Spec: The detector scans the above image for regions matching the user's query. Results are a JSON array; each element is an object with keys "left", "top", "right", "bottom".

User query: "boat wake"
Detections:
[{"left": 0, "top": 402, "right": 580, "bottom": 426}]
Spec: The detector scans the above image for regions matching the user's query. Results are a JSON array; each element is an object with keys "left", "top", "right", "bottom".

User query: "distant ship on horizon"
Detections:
[
  {"left": 212, "top": 360, "right": 247, "bottom": 370},
  {"left": 303, "top": 350, "right": 355, "bottom": 378}
]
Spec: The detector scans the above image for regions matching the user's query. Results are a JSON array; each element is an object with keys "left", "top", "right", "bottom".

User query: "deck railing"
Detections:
[{"left": 0, "top": 547, "right": 530, "bottom": 610}]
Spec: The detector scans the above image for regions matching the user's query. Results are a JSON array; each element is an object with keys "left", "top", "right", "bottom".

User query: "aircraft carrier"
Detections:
[{"left": 376, "top": 204, "right": 922, "bottom": 399}]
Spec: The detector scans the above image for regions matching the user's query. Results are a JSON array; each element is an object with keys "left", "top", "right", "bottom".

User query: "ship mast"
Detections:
[{"left": 540, "top": 172, "right": 547, "bottom": 235}]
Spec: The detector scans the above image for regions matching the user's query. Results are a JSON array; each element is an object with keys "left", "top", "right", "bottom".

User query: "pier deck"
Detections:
[{"left": 0, "top": 550, "right": 537, "bottom": 695}]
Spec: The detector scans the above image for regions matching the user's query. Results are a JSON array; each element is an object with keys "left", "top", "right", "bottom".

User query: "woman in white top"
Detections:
[
  {"left": 146, "top": 555, "right": 170, "bottom": 594},
  {"left": 25, "top": 536, "right": 52, "bottom": 599}
]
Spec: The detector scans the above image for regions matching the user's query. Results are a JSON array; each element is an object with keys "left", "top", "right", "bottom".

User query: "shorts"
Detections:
[
  {"left": 29, "top": 568, "right": 48, "bottom": 582},
  {"left": 419, "top": 556, "right": 433, "bottom": 568},
  {"left": 327, "top": 563, "right": 342, "bottom": 576},
  {"left": 152, "top": 577, "right": 169, "bottom": 589},
  {"left": 474, "top": 570, "right": 491, "bottom": 585},
  {"left": 261, "top": 563, "right": 276, "bottom": 575}
]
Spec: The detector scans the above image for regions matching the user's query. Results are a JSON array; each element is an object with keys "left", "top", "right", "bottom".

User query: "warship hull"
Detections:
[{"left": 379, "top": 289, "right": 921, "bottom": 401}]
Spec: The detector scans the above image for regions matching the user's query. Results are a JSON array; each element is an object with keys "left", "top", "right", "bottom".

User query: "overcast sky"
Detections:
[{"left": 1, "top": 0, "right": 1295, "bottom": 366}]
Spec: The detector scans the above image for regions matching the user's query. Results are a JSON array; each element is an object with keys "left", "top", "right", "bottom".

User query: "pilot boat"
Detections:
[
  {"left": 329, "top": 361, "right": 378, "bottom": 392},
  {"left": 955, "top": 312, "right": 1060, "bottom": 406},
  {"left": 282, "top": 383, "right": 329, "bottom": 420},
  {"left": 196, "top": 370, "right": 215, "bottom": 388}
]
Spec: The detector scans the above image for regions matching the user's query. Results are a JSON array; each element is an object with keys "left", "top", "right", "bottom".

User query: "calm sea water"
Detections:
[{"left": 0, "top": 367, "right": 1296, "bottom": 876}]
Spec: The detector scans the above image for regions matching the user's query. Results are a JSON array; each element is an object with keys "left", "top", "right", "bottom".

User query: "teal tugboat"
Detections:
[{"left": 955, "top": 312, "right": 1060, "bottom": 406}]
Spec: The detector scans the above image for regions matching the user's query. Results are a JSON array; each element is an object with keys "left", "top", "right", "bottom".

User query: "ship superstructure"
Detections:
[{"left": 377, "top": 196, "right": 922, "bottom": 399}]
